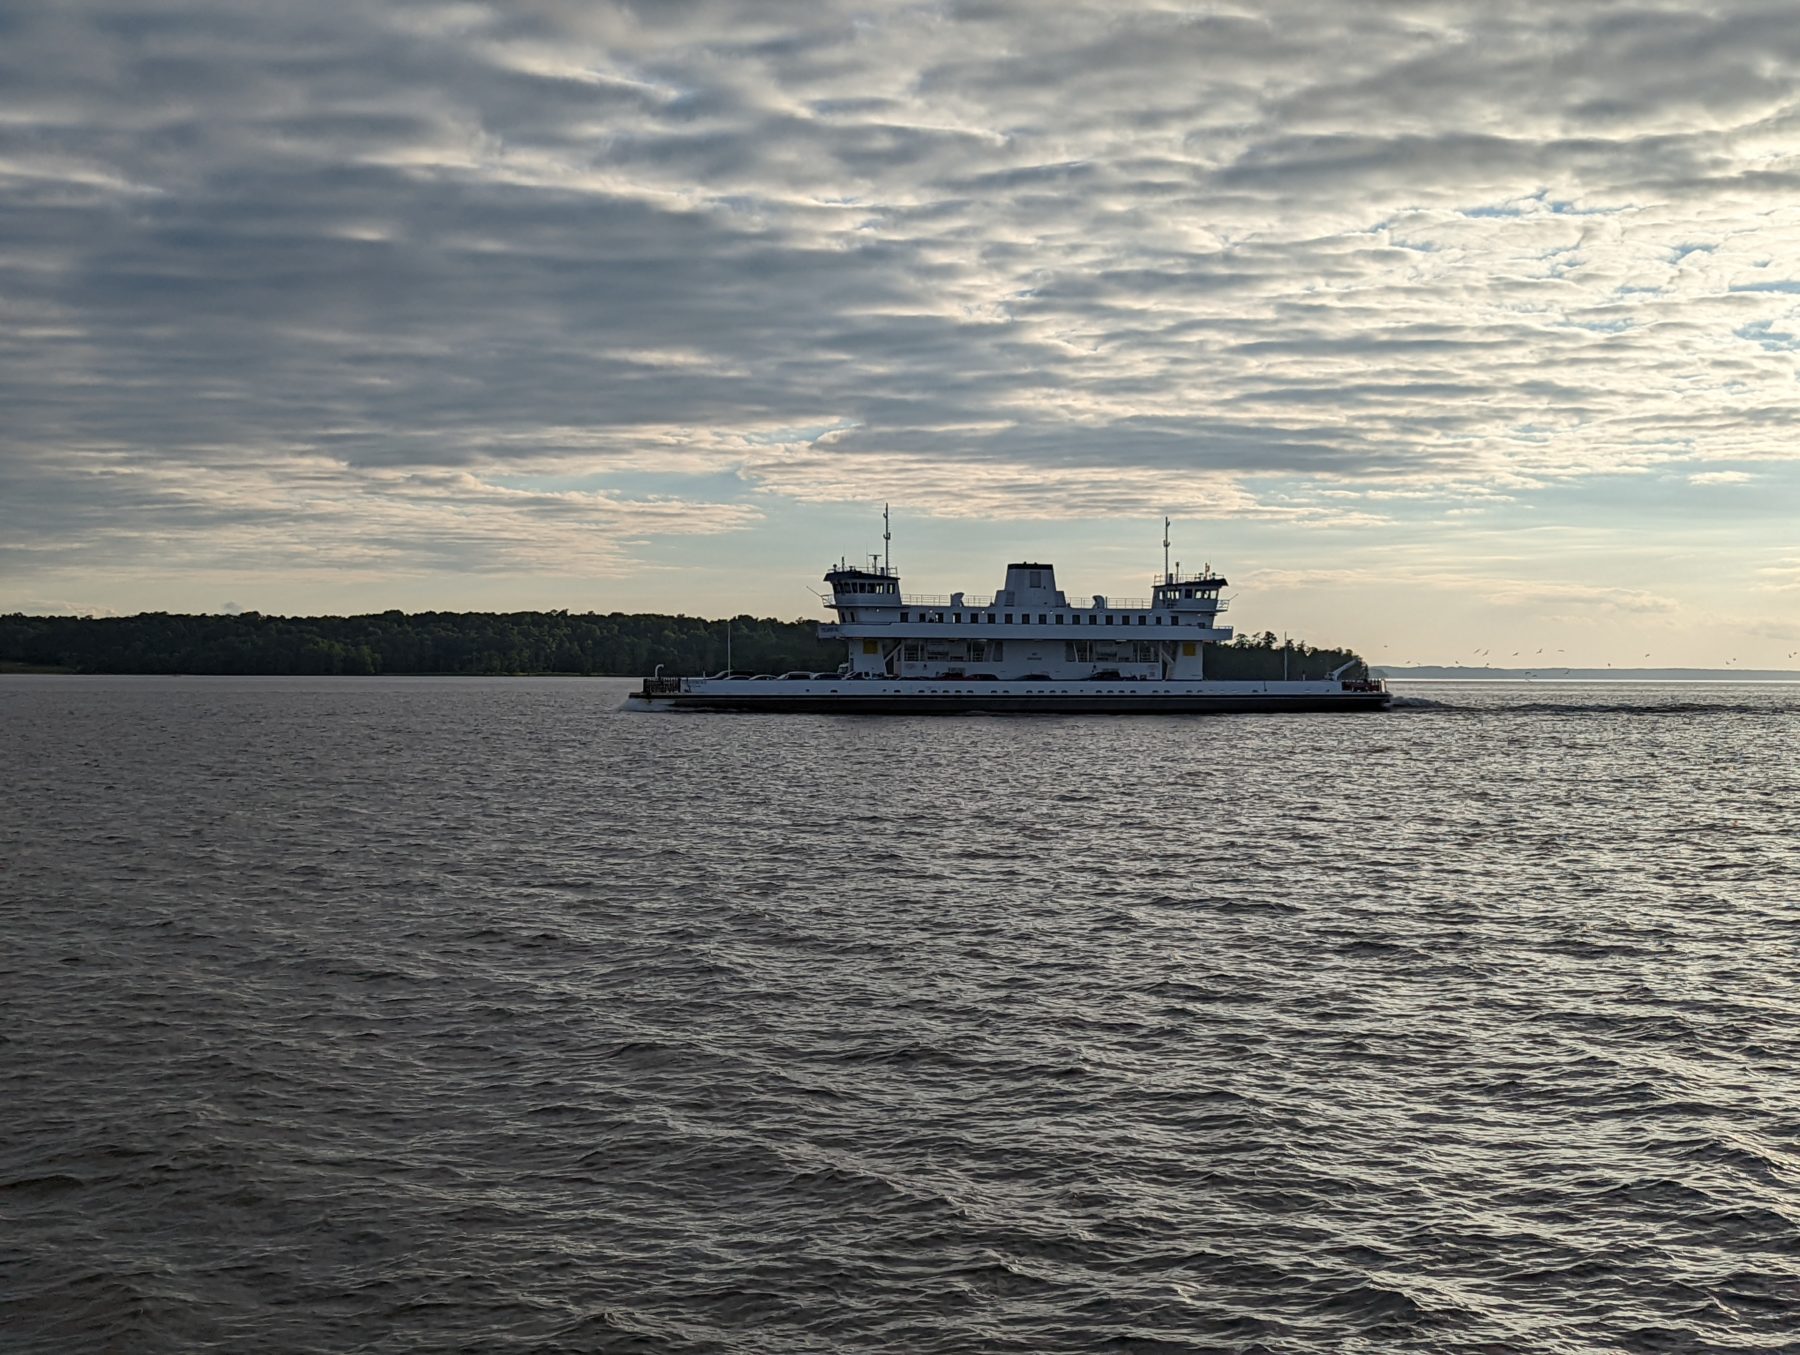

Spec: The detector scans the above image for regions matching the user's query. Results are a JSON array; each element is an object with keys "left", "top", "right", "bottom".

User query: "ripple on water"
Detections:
[{"left": 2, "top": 676, "right": 1798, "bottom": 1353}]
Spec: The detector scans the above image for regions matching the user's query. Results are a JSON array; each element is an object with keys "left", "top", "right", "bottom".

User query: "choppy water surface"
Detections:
[{"left": 4, "top": 677, "right": 1799, "bottom": 1354}]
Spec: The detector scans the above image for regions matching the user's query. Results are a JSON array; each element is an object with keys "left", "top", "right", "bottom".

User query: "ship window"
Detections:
[
  {"left": 1029, "top": 571, "right": 1042, "bottom": 587},
  {"left": 1184, "top": 589, "right": 1194, "bottom": 598},
  {"left": 1106, "top": 614, "right": 1115, "bottom": 625},
  {"left": 1137, "top": 615, "right": 1145, "bottom": 625},
  {"left": 952, "top": 612, "right": 960, "bottom": 622},
  {"left": 1039, "top": 613, "right": 1047, "bottom": 624},
  {"left": 1005, "top": 613, "right": 1013, "bottom": 623},
  {"left": 1056, "top": 614, "right": 1065, "bottom": 624},
  {"left": 900, "top": 611, "right": 909, "bottom": 621}
]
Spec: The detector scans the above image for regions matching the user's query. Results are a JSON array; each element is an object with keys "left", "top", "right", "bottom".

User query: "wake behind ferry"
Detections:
[{"left": 629, "top": 521, "right": 1389, "bottom": 715}]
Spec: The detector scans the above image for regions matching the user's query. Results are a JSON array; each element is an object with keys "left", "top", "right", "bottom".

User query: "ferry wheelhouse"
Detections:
[{"left": 630, "top": 543, "right": 1389, "bottom": 714}]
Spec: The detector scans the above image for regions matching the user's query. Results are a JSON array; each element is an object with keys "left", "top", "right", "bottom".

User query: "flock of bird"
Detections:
[{"left": 1379, "top": 646, "right": 1800, "bottom": 675}]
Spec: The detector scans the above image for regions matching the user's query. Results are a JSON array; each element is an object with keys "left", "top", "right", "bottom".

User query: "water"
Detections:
[{"left": 3, "top": 676, "right": 1798, "bottom": 1353}]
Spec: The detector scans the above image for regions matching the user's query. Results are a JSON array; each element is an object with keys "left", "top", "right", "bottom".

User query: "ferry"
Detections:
[{"left": 629, "top": 520, "right": 1390, "bottom": 715}]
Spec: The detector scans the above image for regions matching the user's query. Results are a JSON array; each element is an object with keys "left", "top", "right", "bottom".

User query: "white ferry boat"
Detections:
[{"left": 630, "top": 527, "right": 1390, "bottom": 714}]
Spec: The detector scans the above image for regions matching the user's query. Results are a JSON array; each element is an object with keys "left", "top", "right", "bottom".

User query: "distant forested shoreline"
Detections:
[{"left": 0, "top": 611, "right": 1364, "bottom": 680}]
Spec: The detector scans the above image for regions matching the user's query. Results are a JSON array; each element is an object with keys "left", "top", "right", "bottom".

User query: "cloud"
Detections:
[
  {"left": 0, "top": 444, "right": 762, "bottom": 578},
  {"left": 2, "top": 0, "right": 1799, "bottom": 585},
  {"left": 2, "top": 600, "right": 121, "bottom": 617},
  {"left": 1755, "top": 556, "right": 1800, "bottom": 593},
  {"left": 1484, "top": 581, "right": 1678, "bottom": 614}
]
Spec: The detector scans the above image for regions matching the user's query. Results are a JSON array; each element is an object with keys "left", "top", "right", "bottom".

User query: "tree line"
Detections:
[
  {"left": 0, "top": 611, "right": 840, "bottom": 676},
  {"left": 1205, "top": 631, "right": 1368, "bottom": 680},
  {"left": 0, "top": 611, "right": 1364, "bottom": 678}
]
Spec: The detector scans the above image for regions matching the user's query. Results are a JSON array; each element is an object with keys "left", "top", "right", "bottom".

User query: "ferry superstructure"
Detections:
[{"left": 630, "top": 533, "right": 1389, "bottom": 714}]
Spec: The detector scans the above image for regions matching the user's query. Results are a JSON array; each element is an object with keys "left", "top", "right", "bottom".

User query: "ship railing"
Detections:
[
  {"left": 901, "top": 593, "right": 993, "bottom": 607},
  {"left": 1156, "top": 571, "right": 1223, "bottom": 587},
  {"left": 853, "top": 590, "right": 1231, "bottom": 615},
  {"left": 827, "top": 563, "right": 899, "bottom": 578},
  {"left": 895, "top": 593, "right": 1197, "bottom": 612},
  {"left": 1079, "top": 595, "right": 1229, "bottom": 611}
]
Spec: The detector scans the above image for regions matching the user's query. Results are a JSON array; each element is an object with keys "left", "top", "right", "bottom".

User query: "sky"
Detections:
[{"left": 4, "top": 0, "right": 1799, "bottom": 668}]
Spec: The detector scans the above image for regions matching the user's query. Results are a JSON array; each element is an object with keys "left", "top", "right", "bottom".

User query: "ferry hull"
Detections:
[{"left": 628, "top": 682, "right": 1390, "bottom": 714}]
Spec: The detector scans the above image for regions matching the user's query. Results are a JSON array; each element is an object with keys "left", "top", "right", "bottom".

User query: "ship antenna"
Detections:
[
  {"left": 883, "top": 502, "right": 892, "bottom": 575},
  {"left": 1163, "top": 516, "right": 1170, "bottom": 582}
]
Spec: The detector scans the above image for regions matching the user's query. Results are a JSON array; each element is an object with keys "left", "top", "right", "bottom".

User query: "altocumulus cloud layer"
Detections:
[{"left": 3, "top": 0, "right": 1799, "bottom": 610}]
